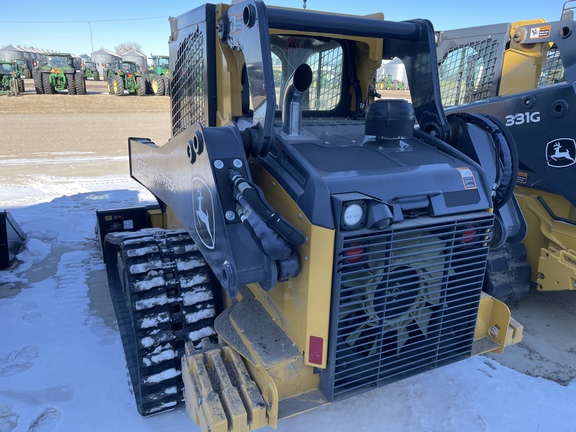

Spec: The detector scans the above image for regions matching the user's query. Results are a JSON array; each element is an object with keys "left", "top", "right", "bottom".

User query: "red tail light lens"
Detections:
[
  {"left": 345, "top": 242, "right": 365, "bottom": 264},
  {"left": 462, "top": 226, "right": 477, "bottom": 244}
]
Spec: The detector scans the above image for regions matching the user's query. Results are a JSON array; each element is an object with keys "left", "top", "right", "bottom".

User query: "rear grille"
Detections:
[
  {"left": 171, "top": 28, "right": 206, "bottom": 137},
  {"left": 438, "top": 39, "right": 500, "bottom": 108},
  {"left": 323, "top": 213, "right": 493, "bottom": 400}
]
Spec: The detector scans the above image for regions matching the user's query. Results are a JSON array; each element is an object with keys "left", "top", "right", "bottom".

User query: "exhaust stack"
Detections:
[{"left": 282, "top": 64, "right": 313, "bottom": 136}]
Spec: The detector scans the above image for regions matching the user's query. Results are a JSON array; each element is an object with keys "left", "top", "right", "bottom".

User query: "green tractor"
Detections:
[
  {"left": 147, "top": 54, "right": 169, "bottom": 96},
  {"left": 13, "top": 58, "right": 32, "bottom": 79},
  {"left": 81, "top": 60, "right": 100, "bottom": 81},
  {"left": 105, "top": 60, "right": 147, "bottom": 96},
  {"left": 33, "top": 53, "right": 86, "bottom": 95},
  {"left": 0, "top": 61, "right": 24, "bottom": 96}
]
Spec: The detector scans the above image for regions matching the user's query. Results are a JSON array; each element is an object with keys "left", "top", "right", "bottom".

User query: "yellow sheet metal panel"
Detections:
[
  {"left": 249, "top": 160, "right": 334, "bottom": 369},
  {"left": 499, "top": 19, "right": 548, "bottom": 96},
  {"left": 147, "top": 207, "right": 164, "bottom": 228},
  {"left": 234, "top": 286, "right": 322, "bottom": 400},
  {"left": 473, "top": 293, "right": 523, "bottom": 355},
  {"left": 538, "top": 248, "right": 576, "bottom": 291},
  {"left": 515, "top": 187, "right": 576, "bottom": 290}
]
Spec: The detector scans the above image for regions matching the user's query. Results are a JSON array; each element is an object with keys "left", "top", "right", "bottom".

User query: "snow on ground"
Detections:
[{"left": 1, "top": 175, "right": 576, "bottom": 432}]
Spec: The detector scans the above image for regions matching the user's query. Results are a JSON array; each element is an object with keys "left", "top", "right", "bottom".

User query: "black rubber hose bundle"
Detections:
[
  {"left": 450, "top": 112, "right": 518, "bottom": 210},
  {"left": 229, "top": 169, "right": 306, "bottom": 247}
]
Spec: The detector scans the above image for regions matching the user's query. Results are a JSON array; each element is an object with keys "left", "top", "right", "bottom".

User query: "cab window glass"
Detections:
[{"left": 270, "top": 36, "right": 343, "bottom": 112}]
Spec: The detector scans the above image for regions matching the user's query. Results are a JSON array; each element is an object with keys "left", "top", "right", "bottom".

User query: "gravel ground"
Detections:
[
  {"left": 0, "top": 79, "right": 171, "bottom": 180},
  {"left": 0, "top": 79, "right": 170, "bottom": 114}
]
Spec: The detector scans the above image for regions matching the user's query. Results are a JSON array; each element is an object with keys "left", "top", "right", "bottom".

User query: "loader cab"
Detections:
[{"left": 249, "top": 34, "right": 400, "bottom": 120}]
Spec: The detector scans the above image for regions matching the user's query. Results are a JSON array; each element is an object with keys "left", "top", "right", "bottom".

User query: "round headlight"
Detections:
[{"left": 343, "top": 202, "right": 364, "bottom": 228}]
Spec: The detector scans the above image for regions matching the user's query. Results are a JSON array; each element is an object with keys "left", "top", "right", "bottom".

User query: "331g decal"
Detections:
[{"left": 505, "top": 111, "right": 541, "bottom": 126}]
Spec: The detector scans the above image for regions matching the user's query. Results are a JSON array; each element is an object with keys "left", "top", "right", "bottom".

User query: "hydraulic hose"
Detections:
[
  {"left": 449, "top": 112, "right": 518, "bottom": 210},
  {"left": 229, "top": 170, "right": 306, "bottom": 247}
]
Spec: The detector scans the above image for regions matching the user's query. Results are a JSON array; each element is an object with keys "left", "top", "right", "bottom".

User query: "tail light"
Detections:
[
  {"left": 462, "top": 226, "right": 477, "bottom": 244},
  {"left": 344, "top": 242, "right": 365, "bottom": 264}
]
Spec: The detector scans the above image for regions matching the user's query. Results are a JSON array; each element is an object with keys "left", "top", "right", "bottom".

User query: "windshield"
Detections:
[
  {"left": 46, "top": 56, "right": 71, "bottom": 68},
  {"left": 0, "top": 63, "right": 14, "bottom": 74},
  {"left": 270, "top": 36, "right": 343, "bottom": 112},
  {"left": 155, "top": 57, "right": 169, "bottom": 68},
  {"left": 121, "top": 62, "right": 137, "bottom": 73}
]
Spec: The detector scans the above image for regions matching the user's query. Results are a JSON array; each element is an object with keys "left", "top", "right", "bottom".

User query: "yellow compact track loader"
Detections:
[
  {"left": 96, "top": 1, "right": 523, "bottom": 430},
  {"left": 436, "top": 0, "right": 576, "bottom": 302}
]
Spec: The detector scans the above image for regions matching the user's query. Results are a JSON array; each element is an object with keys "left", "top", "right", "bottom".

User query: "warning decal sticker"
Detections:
[
  {"left": 517, "top": 172, "right": 528, "bottom": 184},
  {"left": 457, "top": 167, "right": 477, "bottom": 190},
  {"left": 529, "top": 26, "right": 551, "bottom": 39}
]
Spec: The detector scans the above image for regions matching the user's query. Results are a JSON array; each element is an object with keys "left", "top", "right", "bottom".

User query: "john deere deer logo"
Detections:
[
  {"left": 192, "top": 177, "right": 215, "bottom": 249},
  {"left": 546, "top": 139, "right": 576, "bottom": 168}
]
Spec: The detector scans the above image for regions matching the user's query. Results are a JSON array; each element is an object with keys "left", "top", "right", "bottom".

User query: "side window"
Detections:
[{"left": 538, "top": 45, "right": 565, "bottom": 87}]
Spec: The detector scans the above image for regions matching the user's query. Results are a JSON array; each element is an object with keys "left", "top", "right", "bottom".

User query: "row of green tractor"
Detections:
[
  {"left": 3, "top": 53, "right": 171, "bottom": 97},
  {"left": 104, "top": 55, "right": 170, "bottom": 96}
]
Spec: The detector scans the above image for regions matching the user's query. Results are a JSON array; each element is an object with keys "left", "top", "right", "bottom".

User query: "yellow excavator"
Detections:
[
  {"left": 95, "top": 1, "right": 523, "bottom": 430},
  {"left": 436, "top": 0, "right": 576, "bottom": 302}
]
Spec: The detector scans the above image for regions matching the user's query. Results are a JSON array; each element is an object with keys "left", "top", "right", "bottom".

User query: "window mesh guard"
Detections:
[
  {"left": 308, "top": 47, "right": 343, "bottom": 111},
  {"left": 438, "top": 39, "right": 500, "bottom": 108},
  {"left": 538, "top": 45, "right": 565, "bottom": 87},
  {"left": 171, "top": 29, "right": 206, "bottom": 137}
]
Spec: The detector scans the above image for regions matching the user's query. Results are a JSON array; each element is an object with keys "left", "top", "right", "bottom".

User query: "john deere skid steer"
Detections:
[
  {"left": 97, "top": 1, "right": 523, "bottom": 430},
  {"left": 436, "top": 0, "right": 576, "bottom": 302}
]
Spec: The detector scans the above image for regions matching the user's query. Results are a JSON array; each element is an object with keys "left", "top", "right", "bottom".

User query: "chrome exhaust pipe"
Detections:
[{"left": 282, "top": 64, "right": 313, "bottom": 136}]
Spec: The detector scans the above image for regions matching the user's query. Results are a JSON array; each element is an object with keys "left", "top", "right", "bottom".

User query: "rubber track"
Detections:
[
  {"left": 485, "top": 241, "right": 532, "bottom": 304},
  {"left": 108, "top": 229, "right": 217, "bottom": 415}
]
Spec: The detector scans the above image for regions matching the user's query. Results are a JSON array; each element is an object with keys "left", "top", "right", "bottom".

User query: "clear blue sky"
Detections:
[{"left": 0, "top": 0, "right": 568, "bottom": 57}]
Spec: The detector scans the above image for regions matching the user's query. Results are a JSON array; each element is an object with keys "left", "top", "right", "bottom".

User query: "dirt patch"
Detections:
[{"left": 0, "top": 79, "right": 170, "bottom": 114}]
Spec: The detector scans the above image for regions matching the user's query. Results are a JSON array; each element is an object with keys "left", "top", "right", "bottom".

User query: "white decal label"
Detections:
[
  {"left": 546, "top": 138, "right": 576, "bottom": 168},
  {"left": 458, "top": 167, "right": 477, "bottom": 190},
  {"left": 505, "top": 112, "right": 540, "bottom": 127},
  {"left": 192, "top": 177, "right": 216, "bottom": 249}
]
